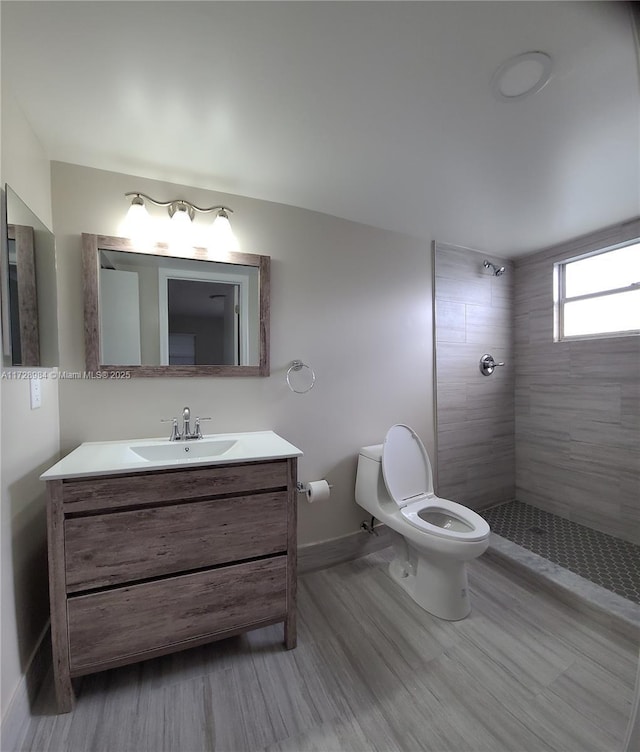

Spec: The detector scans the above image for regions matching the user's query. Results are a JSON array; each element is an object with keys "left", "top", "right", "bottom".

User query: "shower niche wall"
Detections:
[{"left": 433, "top": 241, "right": 515, "bottom": 510}]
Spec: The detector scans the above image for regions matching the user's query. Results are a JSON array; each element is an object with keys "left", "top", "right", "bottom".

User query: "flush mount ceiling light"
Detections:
[
  {"left": 123, "top": 192, "right": 239, "bottom": 252},
  {"left": 491, "top": 51, "right": 553, "bottom": 102}
]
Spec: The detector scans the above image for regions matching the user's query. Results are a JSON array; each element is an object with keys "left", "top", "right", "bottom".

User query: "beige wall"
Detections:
[
  {"left": 434, "top": 242, "right": 515, "bottom": 509},
  {"left": 0, "top": 88, "right": 60, "bottom": 721},
  {"left": 52, "top": 161, "right": 435, "bottom": 547},
  {"left": 1, "top": 88, "right": 52, "bottom": 229},
  {"left": 514, "top": 218, "right": 640, "bottom": 544}
]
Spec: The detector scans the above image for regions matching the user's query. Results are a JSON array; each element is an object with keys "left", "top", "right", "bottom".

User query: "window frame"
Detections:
[{"left": 554, "top": 238, "right": 640, "bottom": 342}]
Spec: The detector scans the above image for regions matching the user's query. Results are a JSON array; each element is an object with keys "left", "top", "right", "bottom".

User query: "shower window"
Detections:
[{"left": 555, "top": 239, "right": 640, "bottom": 340}]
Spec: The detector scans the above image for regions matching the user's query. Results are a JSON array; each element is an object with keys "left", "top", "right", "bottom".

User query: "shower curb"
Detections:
[{"left": 485, "top": 532, "right": 640, "bottom": 643}]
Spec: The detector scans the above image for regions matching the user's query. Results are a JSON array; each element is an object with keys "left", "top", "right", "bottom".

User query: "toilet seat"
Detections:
[
  {"left": 400, "top": 497, "right": 490, "bottom": 542},
  {"left": 382, "top": 424, "right": 489, "bottom": 542}
]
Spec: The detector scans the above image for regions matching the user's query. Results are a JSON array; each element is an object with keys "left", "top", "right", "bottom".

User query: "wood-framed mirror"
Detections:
[
  {"left": 7, "top": 223, "right": 39, "bottom": 366},
  {"left": 1, "top": 184, "right": 59, "bottom": 368},
  {"left": 82, "top": 234, "right": 270, "bottom": 376}
]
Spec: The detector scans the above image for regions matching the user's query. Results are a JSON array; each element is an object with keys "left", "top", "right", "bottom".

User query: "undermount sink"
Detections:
[{"left": 130, "top": 439, "right": 237, "bottom": 462}]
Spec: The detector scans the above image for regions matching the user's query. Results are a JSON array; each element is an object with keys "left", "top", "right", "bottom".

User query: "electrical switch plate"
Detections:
[{"left": 30, "top": 377, "right": 42, "bottom": 409}]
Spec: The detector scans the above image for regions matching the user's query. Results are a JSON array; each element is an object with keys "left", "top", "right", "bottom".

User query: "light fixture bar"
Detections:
[
  {"left": 123, "top": 192, "right": 239, "bottom": 253},
  {"left": 124, "top": 192, "right": 234, "bottom": 216}
]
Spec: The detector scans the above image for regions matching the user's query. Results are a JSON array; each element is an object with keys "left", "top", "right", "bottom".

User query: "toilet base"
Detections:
[{"left": 388, "top": 540, "right": 471, "bottom": 620}]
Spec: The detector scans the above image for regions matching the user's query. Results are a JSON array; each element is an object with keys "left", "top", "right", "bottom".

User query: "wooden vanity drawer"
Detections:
[
  {"left": 61, "top": 460, "right": 289, "bottom": 514},
  {"left": 64, "top": 491, "right": 288, "bottom": 592},
  {"left": 67, "top": 556, "right": 287, "bottom": 673}
]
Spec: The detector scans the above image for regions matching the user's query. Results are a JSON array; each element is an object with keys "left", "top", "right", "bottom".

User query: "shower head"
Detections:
[{"left": 483, "top": 260, "right": 506, "bottom": 277}]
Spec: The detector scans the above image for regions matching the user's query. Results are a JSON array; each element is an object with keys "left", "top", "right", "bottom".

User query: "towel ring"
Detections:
[{"left": 286, "top": 360, "right": 316, "bottom": 394}]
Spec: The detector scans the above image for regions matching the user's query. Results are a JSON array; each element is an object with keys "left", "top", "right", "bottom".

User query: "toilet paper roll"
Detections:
[{"left": 305, "top": 480, "right": 331, "bottom": 503}]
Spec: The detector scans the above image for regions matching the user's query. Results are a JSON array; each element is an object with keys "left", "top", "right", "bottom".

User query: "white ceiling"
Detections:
[{"left": 2, "top": 1, "right": 639, "bottom": 257}]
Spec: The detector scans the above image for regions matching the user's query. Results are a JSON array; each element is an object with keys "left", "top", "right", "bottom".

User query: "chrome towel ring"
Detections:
[{"left": 286, "top": 360, "right": 316, "bottom": 394}]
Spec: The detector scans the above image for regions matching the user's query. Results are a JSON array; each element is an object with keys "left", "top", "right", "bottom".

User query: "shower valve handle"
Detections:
[{"left": 480, "top": 354, "right": 505, "bottom": 375}]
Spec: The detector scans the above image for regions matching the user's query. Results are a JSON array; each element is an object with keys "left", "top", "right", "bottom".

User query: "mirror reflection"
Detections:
[
  {"left": 7, "top": 223, "right": 38, "bottom": 365},
  {"left": 83, "top": 234, "right": 270, "bottom": 377},
  {"left": 2, "top": 184, "right": 59, "bottom": 367},
  {"left": 98, "top": 250, "right": 259, "bottom": 366}
]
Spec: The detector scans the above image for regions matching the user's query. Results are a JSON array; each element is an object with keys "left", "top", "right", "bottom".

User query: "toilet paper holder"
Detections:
[{"left": 296, "top": 481, "right": 334, "bottom": 493}]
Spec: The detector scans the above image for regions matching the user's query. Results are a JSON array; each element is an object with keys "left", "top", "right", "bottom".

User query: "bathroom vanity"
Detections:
[{"left": 42, "top": 431, "right": 302, "bottom": 713}]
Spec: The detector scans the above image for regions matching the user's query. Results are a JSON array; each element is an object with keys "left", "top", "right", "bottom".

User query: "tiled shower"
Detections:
[
  {"left": 513, "top": 222, "right": 640, "bottom": 546},
  {"left": 434, "top": 221, "right": 640, "bottom": 552}
]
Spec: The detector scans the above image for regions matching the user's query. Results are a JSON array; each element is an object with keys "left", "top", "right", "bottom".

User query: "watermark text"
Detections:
[{"left": 1, "top": 370, "right": 132, "bottom": 380}]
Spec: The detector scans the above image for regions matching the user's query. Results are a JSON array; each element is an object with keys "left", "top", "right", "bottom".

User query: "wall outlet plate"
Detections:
[{"left": 30, "top": 377, "right": 42, "bottom": 409}]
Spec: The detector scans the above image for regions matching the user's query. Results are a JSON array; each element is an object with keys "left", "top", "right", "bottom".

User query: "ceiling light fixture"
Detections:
[
  {"left": 123, "top": 192, "right": 239, "bottom": 252},
  {"left": 491, "top": 51, "right": 552, "bottom": 102}
]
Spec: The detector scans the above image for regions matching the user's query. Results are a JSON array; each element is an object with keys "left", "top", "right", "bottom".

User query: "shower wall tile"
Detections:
[
  {"left": 490, "top": 275, "right": 514, "bottom": 309},
  {"left": 568, "top": 418, "right": 637, "bottom": 450},
  {"left": 434, "top": 242, "right": 515, "bottom": 509},
  {"left": 515, "top": 218, "right": 640, "bottom": 545},
  {"left": 437, "top": 453, "right": 515, "bottom": 509},
  {"left": 515, "top": 343, "right": 571, "bottom": 380},
  {"left": 434, "top": 384, "right": 467, "bottom": 424},
  {"left": 435, "top": 244, "right": 489, "bottom": 277},
  {"left": 435, "top": 276, "right": 490, "bottom": 305},
  {"left": 569, "top": 439, "right": 638, "bottom": 474},
  {"left": 465, "top": 304, "right": 513, "bottom": 346},
  {"left": 621, "top": 483, "right": 640, "bottom": 544},
  {"left": 438, "top": 422, "right": 503, "bottom": 460},
  {"left": 569, "top": 338, "right": 640, "bottom": 381},
  {"left": 435, "top": 301, "right": 466, "bottom": 343},
  {"left": 528, "top": 384, "right": 622, "bottom": 420},
  {"left": 516, "top": 484, "right": 573, "bottom": 520}
]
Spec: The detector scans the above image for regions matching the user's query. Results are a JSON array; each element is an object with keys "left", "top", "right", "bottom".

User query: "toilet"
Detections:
[{"left": 355, "top": 424, "right": 490, "bottom": 620}]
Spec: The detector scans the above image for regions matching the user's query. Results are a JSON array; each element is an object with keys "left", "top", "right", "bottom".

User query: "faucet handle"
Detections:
[
  {"left": 194, "top": 417, "right": 212, "bottom": 439},
  {"left": 161, "top": 417, "right": 181, "bottom": 441}
]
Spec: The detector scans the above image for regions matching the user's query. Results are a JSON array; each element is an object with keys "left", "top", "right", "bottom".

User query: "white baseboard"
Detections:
[
  {"left": 299, "top": 524, "right": 392, "bottom": 573},
  {"left": 0, "top": 622, "right": 51, "bottom": 752}
]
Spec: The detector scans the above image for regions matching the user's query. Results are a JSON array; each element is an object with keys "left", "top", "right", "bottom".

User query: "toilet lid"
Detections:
[{"left": 382, "top": 424, "right": 434, "bottom": 507}]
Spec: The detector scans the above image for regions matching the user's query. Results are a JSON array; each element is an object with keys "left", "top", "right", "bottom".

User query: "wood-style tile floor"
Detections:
[{"left": 15, "top": 550, "right": 638, "bottom": 752}]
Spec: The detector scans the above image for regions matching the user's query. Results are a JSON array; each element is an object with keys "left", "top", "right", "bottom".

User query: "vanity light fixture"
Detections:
[{"left": 123, "top": 192, "right": 239, "bottom": 252}]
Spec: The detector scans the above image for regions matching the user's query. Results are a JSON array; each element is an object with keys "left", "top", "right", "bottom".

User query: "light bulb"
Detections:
[
  {"left": 121, "top": 196, "right": 153, "bottom": 247},
  {"left": 168, "top": 204, "right": 194, "bottom": 253},
  {"left": 209, "top": 210, "right": 239, "bottom": 253}
]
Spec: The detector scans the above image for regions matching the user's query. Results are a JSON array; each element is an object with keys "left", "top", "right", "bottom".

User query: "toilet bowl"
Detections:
[{"left": 355, "top": 424, "right": 490, "bottom": 620}]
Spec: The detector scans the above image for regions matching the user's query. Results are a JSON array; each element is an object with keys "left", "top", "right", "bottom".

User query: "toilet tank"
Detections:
[
  {"left": 359, "top": 444, "right": 383, "bottom": 463},
  {"left": 355, "top": 444, "right": 393, "bottom": 514}
]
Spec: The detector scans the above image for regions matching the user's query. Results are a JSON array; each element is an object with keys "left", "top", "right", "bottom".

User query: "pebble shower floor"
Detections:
[{"left": 481, "top": 500, "right": 640, "bottom": 604}]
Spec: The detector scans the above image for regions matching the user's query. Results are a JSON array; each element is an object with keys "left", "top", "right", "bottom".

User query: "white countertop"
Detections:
[{"left": 40, "top": 430, "right": 303, "bottom": 480}]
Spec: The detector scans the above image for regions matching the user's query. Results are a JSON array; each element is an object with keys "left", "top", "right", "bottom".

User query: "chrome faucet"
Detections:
[
  {"left": 161, "top": 417, "right": 181, "bottom": 441},
  {"left": 182, "top": 406, "right": 192, "bottom": 439},
  {"left": 162, "top": 407, "right": 212, "bottom": 440}
]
